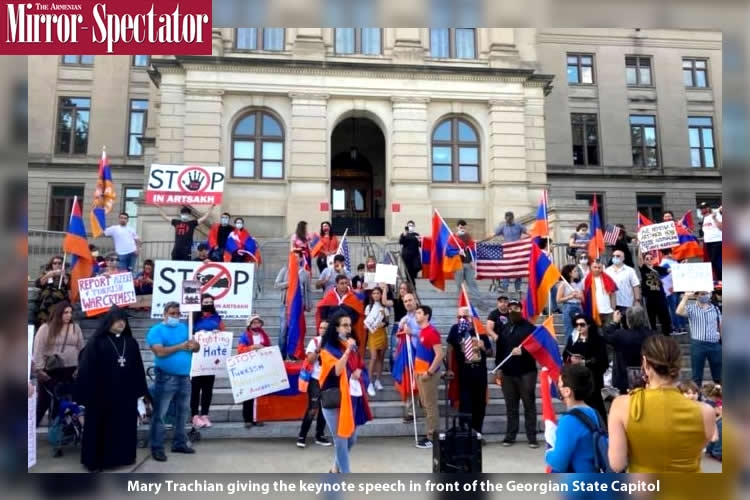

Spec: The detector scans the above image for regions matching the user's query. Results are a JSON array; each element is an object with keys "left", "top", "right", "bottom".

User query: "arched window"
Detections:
[
  {"left": 231, "top": 111, "right": 284, "bottom": 179},
  {"left": 431, "top": 117, "right": 480, "bottom": 183}
]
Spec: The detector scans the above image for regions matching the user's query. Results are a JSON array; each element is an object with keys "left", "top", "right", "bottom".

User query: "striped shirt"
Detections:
[{"left": 685, "top": 303, "right": 722, "bottom": 343}]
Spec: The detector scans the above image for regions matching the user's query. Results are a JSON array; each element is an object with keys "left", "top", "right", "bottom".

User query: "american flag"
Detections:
[
  {"left": 340, "top": 236, "right": 351, "bottom": 272},
  {"left": 603, "top": 224, "right": 621, "bottom": 246},
  {"left": 463, "top": 334, "right": 475, "bottom": 363},
  {"left": 475, "top": 239, "right": 532, "bottom": 279}
]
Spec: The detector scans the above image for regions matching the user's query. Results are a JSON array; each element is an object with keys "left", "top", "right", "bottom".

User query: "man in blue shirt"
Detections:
[
  {"left": 494, "top": 211, "right": 529, "bottom": 294},
  {"left": 147, "top": 301, "right": 200, "bottom": 462}
]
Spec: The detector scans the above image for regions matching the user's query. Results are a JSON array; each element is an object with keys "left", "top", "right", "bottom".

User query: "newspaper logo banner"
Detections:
[
  {"left": 78, "top": 272, "right": 136, "bottom": 312},
  {"left": 638, "top": 221, "right": 679, "bottom": 252},
  {"left": 190, "top": 331, "right": 233, "bottom": 378},
  {"left": 146, "top": 164, "right": 225, "bottom": 205},
  {"left": 1, "top": 0, "right": 211, "bottom": 55},
  {"left": 226, "top": 346, "right": 290, "bottom": 404},
  {"left": 151, "top": 260, "right": 254, "bottom": 319}
]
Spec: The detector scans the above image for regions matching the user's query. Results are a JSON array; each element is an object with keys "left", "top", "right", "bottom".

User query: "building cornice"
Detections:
[
  {"left": 288, "top": 92, "right": 330, "bottom": 101},
  {"left": 546, "top": 164, "right": 722, "bottom": 179},
  {"left": 537, "top": 33, "right": 721, "bottom": 51}
]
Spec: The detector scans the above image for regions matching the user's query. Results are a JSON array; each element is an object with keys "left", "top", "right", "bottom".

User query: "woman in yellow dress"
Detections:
[{"left": 365, "top": 285, "right": 389, "bottom": 397}]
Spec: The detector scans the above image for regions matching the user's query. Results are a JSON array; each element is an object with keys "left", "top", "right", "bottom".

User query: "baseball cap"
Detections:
[
  {"left": 698, "top": 202, "right": 710, "bottom": 209},
  {"left": 197, "top": 243, "right": 209, "bottom": 251},
  {"left": 508, "top": 299, "right": 523, "bottom": 308}
]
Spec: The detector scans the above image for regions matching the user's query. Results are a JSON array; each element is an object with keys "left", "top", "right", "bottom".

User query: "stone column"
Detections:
[
  {"left": 389, "top": 96, "right": 431, "bottom": 237},
  {"left": 524, "top": 90, "right": 549, "bottom": 204},
  {"left": 391, "top": 28, "right": 425, "bottom": 64},
  {"left": 293, "top": 28, "right": 326, "bottom": 60},
  {"left": 286, "top": 92, "right": 330, "bottom": 234},
  {"left": 212, "top": 29, "right": 224, "bottom": 57},
  {"left": 487, "top": 28, "right": 520, "bottom": 69},
  {"left": 183, "top": 88, "right": 223, "bottom": 165},
  {"left": 156, "top": 77, "right": 185, "bottom": 164}
]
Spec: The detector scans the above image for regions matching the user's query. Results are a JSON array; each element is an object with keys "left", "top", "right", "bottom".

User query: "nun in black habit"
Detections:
[{"left": 75, "top": 306, "right": 148, "bottom": 472}]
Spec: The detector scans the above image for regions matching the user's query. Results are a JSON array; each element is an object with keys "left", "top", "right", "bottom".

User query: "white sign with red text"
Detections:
[
  {"left": 190, "top": 331, "right": 234, "bottom": 378},
  {"left": 78, "top": 272, "right": 136, "bottom": 312},
  {"left": 226, "top": 347, "right": 289, "bottom": 403},
  {"left": 146, "top": 164, "right": 225, "bottom": 205}
]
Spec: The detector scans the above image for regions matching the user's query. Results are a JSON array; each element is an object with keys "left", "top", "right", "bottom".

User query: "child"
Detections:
[
  {"left": 703, "top": 384, "right": 722, "bottom": 461},
  {"left": 238, "top": 314, "right": 271, "bottom": 427},
  {"left": 351, "top": 264, "right": 366, "bottom": 290},
  {"left": 677, "top": 380, "right": 700, "bottom": 401}
]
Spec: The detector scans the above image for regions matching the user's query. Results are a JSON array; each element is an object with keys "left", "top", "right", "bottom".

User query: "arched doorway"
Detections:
[{"left": 330, "top": 117, "right": 385, "bottom": 236}]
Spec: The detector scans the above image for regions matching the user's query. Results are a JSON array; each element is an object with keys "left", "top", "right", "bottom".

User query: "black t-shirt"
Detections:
[
  {"left": 487, "top": 309, "right": 509, "bottom": 335},
  {"left": 447, "top": 324, "right": 492, "bottom": 367},
  {"left": 171, "top": 219, "right": 199, "bottom": 252},
  {"left": 639, "top": 265, "right": 668, "bottom": 299},
  {"left": 495, "top": 319, "right": 538, "bottom": 376},
  {"left": 351, "top": 275, "right": 365, "bottom": 290}
]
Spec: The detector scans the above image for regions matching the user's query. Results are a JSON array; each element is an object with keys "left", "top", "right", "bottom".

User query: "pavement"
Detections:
[{"left": 30, "top": 436, "right": 721, "bottom": 474}]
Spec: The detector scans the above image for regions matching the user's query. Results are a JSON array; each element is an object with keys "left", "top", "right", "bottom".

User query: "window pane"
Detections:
[
  {"left": 430, "top": 29, "right": 449, "bottom": 58},
  {"left": 704, "top": 149, "right": 715, "bottom": 167},
  {"left": 567, "top": 66, "right": 579, "bottom": 83},
  {"left": 630, "top": 115, "right": 655, "bottom": 125},
  {"left": 74, "top": 110, "right": 89, "bottom": 154},
  {"left": 644, "top": 127, "right": 656, "bottom": 147},
  {"left": 567, "top": 56, "right": 579, "bottom": 64},
  {"left": 625, "top": 67, "right": 637, "bottom": 85},
  {"left": 233, "top": 160, "right": 254, "bottom": 177},
  {"left": 261, "top": 161, "right": 283, "bottom": 178},
  {"left": 585, "top": 121, "right": 598, "bottom": 145},
  {"left": 690, "top": 149, "right": 702, "bottom": 167},
  {"left": 234, "top": 115, "right": 255, "bottom": 135},
  {"left": 646, "top": 148, "right": 658, "bottom": 167},
  {"left": 361, "top": 28, "right": 381, "bottom": 55},
  {"left": 581, "top": 67, "right": 593, "bottom": 83},
  {"left": 80, "top": 55, "right": 94, "bottom": 65},
  {"left": 129, "top": 112, "right": 144, "bottom": 134},
  {"left": 683, "top": 70, "right": 694, "bottom": 86},
  {"left": 432, "top": 146, "right": 451, "bottom": 164},
  {"left": 131, "top": 100, "right": 148, "bottom": 110},
  {"left": 459, "top": 147, "right": 477, "bottom": 164},
  {"left": 262, "top": 114, "right": 282, "bottom": 136},
  {"left": 455, "top": 29, "right": 475, "bottom": 59},
  {"left": 458, "top": 166, "right": 479, "bottom": 182},
  {"left": 128, "top": 136, "right": 142, "bottom": 156},
  {"left": 234, "top": 141, "right": 254, "bottom": 159},
  {"left": 457, "top": 121, "right": 477, "bottom": 142},
  {"left": 125, "top": 188, "right": 141, "bottom": 198},
  {"left": 632, "top": 148, "right": 643, "bottom": 166},
  {"left": 587, "top": 145, "right": 599, "bottom": 165},
  {"left": 237, "top": 28, "right": 257, "bottom": 49},
  {"left": 625, "top": 57, "right": 637, "bottom": 67},
  {"left": 432, "top": 165, "right": 452, "bottom": 182},
  {"left": 631, "top": 127, "right": 643, "bottom": 146},
  {"left": 51, "top": 185, "right": 84, "bottom": 197},
  {"left": 69, "top": 98, "right": 90, "bottom": 108},
  {"left": 581, "top": 56, "right": 592, "bottom": 65},
  {"left": 695, "top": 71, "right": 707, "bottom": 87},
  {"left": 335, "top": 28, "right": 355, "bottom": 54},
  {"left": 133, "top": 55, "right": 149, "bottom": 67},
  {"left": 688, "top": 128, "right": 701, "bottom": 147},
  {"left": 332, "top": 189, "right": 346, "bottom": 210},
  {"left": 353, "top": 189, "right": 365, "bottom": 211},
  {"left": 639, "top": 67, "right": 651, "bottom": 85},
  {"left": 682, "top": 60, "right": 693, "bottom": 69},
  {"left": 62, "top": 55, "right": 77, "bottom": 64},
  {"left": 433, "top": 121, "right": 451, "bottom": 141},
  {"left": 702, "top": 128, "right": 714, "bottom": 148},
  {"left": 571, "top": 121, "right": 584, "bottom": 145},
  {"left": 262, "top": 141, "right": 283, "bottom": 160},
  {"left": 695, "top": 60, "right": 706, "bottom": 69},
  {"left": 573, "top": 145, "right": 584, "bottom": 165},
  {"left": 263, "top": 28, "right": 284, "bottom": 50},
  {"left": 689, "top": 117, "right": 712, "bottom": 127}
]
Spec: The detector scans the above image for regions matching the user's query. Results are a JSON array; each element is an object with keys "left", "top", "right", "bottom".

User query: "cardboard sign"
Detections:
[
  {"left": 374, "top": 264, "right": 399, "bottom": 285},
  {"left": 638, "top": 221, "right": 679, "bottom": 252},
  {"left": 672, "top": 262, "right": 715, "bottom": 292},
  {"left": 151, "top": 260, "right": 254, "bottom": 319},
  {"left": 363, "top": 272, "right": 377, "bottom": 289},
  {"left": 28, "top": 392, "right": 36, "bottom": 469},
  {"left": 78, "top": 272, "right": 136, "bottom": 312},
  {"left": 146, "top": 164, "right": 225, "bottom": 205},
  {"left": 181, "top": 280, "right": 201, "bottom": 312},
  {"left": 190, "top": 331, "right": 233, "bottom": 377},
  {"left": 226, "top": 346, "right": 290, "bottom": 404}
]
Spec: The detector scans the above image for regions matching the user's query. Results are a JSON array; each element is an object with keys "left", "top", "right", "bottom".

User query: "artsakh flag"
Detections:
[
  {"left": 63, "top": 196, "right": 93, "bottom": 303},
  {"left": 309, "top": 233, "right": 323, "bottom": 257},
  {"left": 523, "top": 244, "right": 561, "bottom": 322},
  {"left": 679, "top": 210, "right": 695, "bottom": 231},
  {"left": 89, "top": 149, "right": 115, "bottom": 238},
  {"left": 672, "top": 224, "right": 704, "bottom": 260},
  {"left": 224, "top": 230, "right": 262, "bottom": 264}
]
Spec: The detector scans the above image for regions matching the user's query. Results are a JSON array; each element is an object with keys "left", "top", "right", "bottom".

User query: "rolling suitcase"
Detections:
[{"left": 432, "top": 373, "right": 482, "bottom": 473}]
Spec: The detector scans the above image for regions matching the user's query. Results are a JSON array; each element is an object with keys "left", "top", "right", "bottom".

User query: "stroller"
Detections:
[
  {"left": 139, "top": 367, "right": 200, "bottom": 448},
  {"left": 46, "top": 382, "right": 84, "bottom": 458}
]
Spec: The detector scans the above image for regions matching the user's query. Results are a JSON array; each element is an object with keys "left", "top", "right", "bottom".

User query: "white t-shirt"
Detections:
[
  {"left": 593, "top": 277, "right": 614, "bottom": 314},
  {"left": 659, "top": 257, "right": 677, "bottom": 296},
  {"left": 702, "top": 212, "right": 722, "bottom": 243},
  {"left": 606, "top": 265, "right": 641, "bottom": 307},
  {"left": 305, "top": 336, "right": 323, "bottom": 380},
  {"left": 104, "top": 225, "right": 138, "bottom": 254}
]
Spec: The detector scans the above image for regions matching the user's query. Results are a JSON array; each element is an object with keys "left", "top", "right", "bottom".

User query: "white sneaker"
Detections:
[
  {"left": 367, "top": 383, "right": 376, "bottom": 397},
  {"left": 374, "top": 379, "right": 384, "bottom": 391}
]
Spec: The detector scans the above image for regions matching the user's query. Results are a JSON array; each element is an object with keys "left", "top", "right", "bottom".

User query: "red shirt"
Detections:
[{"left": 415, "top": 324, "right": 441, "bottom": 373}]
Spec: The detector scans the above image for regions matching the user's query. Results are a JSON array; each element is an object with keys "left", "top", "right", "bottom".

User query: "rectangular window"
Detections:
[
  {"left": 571, "top": 113, "right": 600, "bottom": 166},
  {"left": 430, "top": 28, "right": 476, "bottom": 59},
  {"left": 683, "top": 58, "right": 709, "bottom": 88},
  {"left": 334, "top": 28, "right": 382, "bottom": 55},
  {"left": 132, "top": 55, "right": 150, "bottom": 67},
  {"left": 122, "top": 186, "right": 142, "bottom": 230},
  {"left": 688, "top": 116, "right": 716, "bottom": 168},
  {"left": 630, "top": 115, "right": 659, "bottom": 168},
  {"left": 48, "top": 185, "right": 84, "bottom": 231},
  {"left": 575, "top": 193, "right": 605, "bottom": 226},
  {"left": 567, "top": 54, "right": 595, "bottom": 84},
  {"left": 56, "top": 97, "right": 90, "bottom": 155},
  {"left": 61, "top": 55, "right": 94, "bottom": 65},
  {"left": 636, "top": 194, "right": 664, "bottom": 222},
  {"left": 236, "top": 28, "right": 285, "bottom": 51},
  {"left": 625, "top": 56, "right": 652, "bottom": 86},
  {"left": 127, "top": 99, "right": 148, "bottom": 157}
]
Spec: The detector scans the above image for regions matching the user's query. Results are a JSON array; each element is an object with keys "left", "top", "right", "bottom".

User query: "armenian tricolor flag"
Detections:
[
  {"left": 582, "top": 270, "right": 618, "bottom": 326},
  {"left": 587, "top": 197, "right": 605, "bottom": 259},
  {"left": 90, "top": 149, "right": 115, "bottom": 238},
  {"left": 523, "top": 244, "right": 561, "bottom": 322},
  {"left": 637, "top": 212, "right": 653, "bottom": 230},
  {"left": 63, "top": 196, "right": 93, "bottom": 303},
  {"left": 284, "top": 251, "right": 306, "bottom": 360},
  {"left": 429, "top": 210, "right": 462, "bottom": 290},
  {"left": 672, "top": 225, "right": 704, "bottom": 260},
  {"left": 679, "top": 210, "right": 695, "bottom": 231},
  {"left": 529, "top": 190, "right": 550, "bottom": 245},
  {"left": 521, "top": 316, "right": 563, "bottom": 380},
  {"left": 309, "top": 233, "right": 323, "bottom": 257}
]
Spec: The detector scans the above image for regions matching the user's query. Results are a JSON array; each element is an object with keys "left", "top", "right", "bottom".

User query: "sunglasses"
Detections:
[
  {"left": 107, "top": 258, "right": 119, "bottom": 262},
  {"left": 575, "top": 322, "right": 588, "bottom": 327},
  {"left": 52, "top": 261, "right": 62, "bottom": 265}
]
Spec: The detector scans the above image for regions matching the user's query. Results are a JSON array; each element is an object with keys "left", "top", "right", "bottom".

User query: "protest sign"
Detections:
[
  {"left": 151, "top": 261, "right": 254, "bottom": 319},
  {"left": 190, "top": 331, "right": 233, "bottom": 377},
  {"left": 28, "top": 392, "right": 36, "bottom": 469},
  {"left": 146, "top": 164, "right": 225, "bottom": 205},
  {"left": 374, "top": 264, "right": 399, "bottom": 285},
  {"left": 78, "top": 272, "right": 136, "bottom": 312},
  {"left": 638, "top": 221, "right": 679, "bottom": 252},
  {"left": 363, "top": 272, "right": 377, "bottom": 289},
  {"left": 28, "top": 325, "right": 33, "bottom": 380},
  {"left": 226, "top": 346, "right": 289, "bottom": 403},
  {"left": 181, "top": 280, "right": 201, "bottom": 312},
  {"left": 672, "top": 263, "right": 715, "bottom": 292}
]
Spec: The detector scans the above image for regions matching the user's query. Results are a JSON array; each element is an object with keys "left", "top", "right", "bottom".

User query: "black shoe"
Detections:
[
  {"left": 502, "top": 439, "right": 515, "bottom": 447},
  {"left": 416, "top": 438, "right": 433, "bottom": 449},
  {"left": 151, "top": 451, "right": 167, "bottom": 462},
  {"left": 253, "top": 422, "right": 265, "bottom": 427},
  {"left": 315, "top": 436, "right": 332, "bottom": 447},
  {"left": 171, "top": 445, "right": 196, "bottom": 454},
  {"left": 296, "top": 437, "right": 306, "bottom": 448},
  {"left": 528, "top": 441, "right": 540, "bottom": 449}
]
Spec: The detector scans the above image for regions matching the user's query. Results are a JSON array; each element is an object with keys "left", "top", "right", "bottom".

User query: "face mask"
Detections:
[
  {"left": 457, "top": 229, "right": 466, "bottom": 236},
  {"left": 202, "top": 304, "right": 215, "bottom": 313},
  {"left": 573, "top": 276, "right": 581, "bottom": 283},
  {"left": 579, "top": 230, "right": 587, "bottom": 235},
  {"left": 408, "top": 225, "right": 415, "bottom": 233},
  {"left": 698, "top": 295, "right": 711, "bottom": 304},
  {"left": 366, "top": 265, "right": 376, "bottom": 272},
  {"left": 166, "top": 317, "right": 180, "bottom": 327},
  {"left": 180, "top": 214, "right": 190, "bottom": 222},
  {"left": 579, "top": 258, "right": 588, "bottom": 264},
  {"left": 358, "top": 272, "right": 365, "bottom": 278},
  {"left": 509, "top": 311, "right": 523, "bottom": 323},
  {"left": 612, "top": 257, "right": 622, "bottom": 265},
  {"left": 235, "top": 223, "right": 244, "bottom": 230},
  {"left": 221, "top": 217, "right": 229, "bottom": 225},
  {"left": 91, "top": 251, "right": 99, "bottom": 258}
]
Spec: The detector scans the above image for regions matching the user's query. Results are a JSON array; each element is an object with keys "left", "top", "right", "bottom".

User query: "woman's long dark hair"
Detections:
[
  {"left": 43, "top": 255, "right": 63, "bottom": 272},
  {"left": 321, "top": 311, "right": 350, "bottom": 348},
  {"left": 46, "top": 300, "right": 73, "bottom": 347},
  {"left": 192, "top": 293, "right": 217, "bottom": 324},
  {"left": 295, "top": 221, "right": 307, "bottom": 242},
  {"left": 572, "top": 313, "right": 601, "bottom": 339},
  {"left": 320, "top": 221, "right": 332, "bottom": 236},
  {"left": 93, "top": 306, "right": 133, "bottom": 338}
]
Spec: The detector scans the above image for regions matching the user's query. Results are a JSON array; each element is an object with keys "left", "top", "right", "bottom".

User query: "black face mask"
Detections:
[
  {"left": 509, "top": 311, "right": 523, "bottom": 323},
  {"left": 573, "top": 276, "right": 582, "bottom": 283},
  {"left": 202, "top": 304, "right": 215, "bottom": 313}
]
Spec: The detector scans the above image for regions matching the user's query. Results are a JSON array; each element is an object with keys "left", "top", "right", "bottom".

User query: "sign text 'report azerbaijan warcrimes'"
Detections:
[{"left": 1, "top": 0, "right": 211, "bottom": 54}]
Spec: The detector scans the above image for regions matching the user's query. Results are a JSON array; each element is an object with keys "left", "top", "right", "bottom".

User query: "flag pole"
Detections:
[
  {"left": 58, "top": 195, "right": 78, "bottom": 288},
  {"left": 402, "top": 323, "right": 419, "bottom": 445},
  {"left": 489, "top": 335, "right": 532, "bottom": 374},
  {"left": 336, "top": 228, "right": 349, "bottom": 255},
  {"left": 461, "top": 283, "right": 482, "bottom": 342},
  {"left": 434, "top": 208, "right": 464, "bottom": 253}
]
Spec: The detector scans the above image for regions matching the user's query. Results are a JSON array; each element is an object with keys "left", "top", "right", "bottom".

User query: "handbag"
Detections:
[
  {"left": 320, "top": 388, "right": 341, "bottom": 409},
  {"left": 44, "top": 325, "right": 70, "bottom": 372}
]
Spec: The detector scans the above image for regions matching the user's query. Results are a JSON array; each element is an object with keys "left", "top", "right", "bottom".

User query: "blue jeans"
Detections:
[
  {"left": 278, "top": 301, "right": 288, "bottom": 357},
  {"left": 118, "top": 252, "right": 137, "bottom": 272},
  {"left": 455, "top": 263, "right": 483, "bottom": 304},
  {"left": 150, "top": 369, "right": 191, "bottom": 453},
  {"left": 321, "top": 406, "right": 358, "bottom": 473},
  {"left": 667, "top": 294, "right": 688, "bottom": 329},
  {"left": 706, "top": 417, "right": 722, "bottom": 460},
  {"left": 690, "top": 339, "right": 722, "bottom": 387},
  {"left": 562, "top": 302, "right": 583, "bottom": 343},
  {"left": 501, "top": 277, "right": 522, "bottom": 293},
  {"left": 389, "top": 323, "right": 400, "bottom": 368}
]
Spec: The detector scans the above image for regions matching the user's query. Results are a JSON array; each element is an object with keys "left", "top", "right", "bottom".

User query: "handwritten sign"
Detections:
[
  {"left": 78, "top": 272, "right": 136, "bottom": 312},
  {"left": 28, "top": 392, "right": 36, "bottom": 469},
  {"left": 638, "top": 221, "right": 679, "bottom": 252},
  {"left": 672, "top": 263, "right": 715, "bottom": 292},
  {"left": 226, "top": 346, "right": 289, "bottom": 403},
  {"left": 190, "top": 331, "right": 233, "bottom": 377},
  {"left": 181, "top": 280, "right": 201, "bottom": 313},
  {"left": 374, "top": 264, "right": 399, "bottom": 285},
  {"left": 146, "top": 164, "right": 225, "bottom": 205}
]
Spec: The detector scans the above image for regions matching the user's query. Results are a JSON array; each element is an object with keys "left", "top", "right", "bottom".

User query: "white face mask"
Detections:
[
  {"left": 408, "top": 225, "right": 415, "bottom": 233},
  {"left": 612, "top": 257, "right": 623, "bottom": 265},
  {"left": 180, "top": 214, "right": 190, "bottom": 222},
  {"left": 457, "top": 229, "right": 466, "bottom": 236},
  {"left": 235, "top": 222, "right": 244, "bottom": 230},
  {"left": 221, "top": 217, "right": 230, "bottom": 225},
  {"left": 579, "top": 258, "right": 589, "bottom": 264}
]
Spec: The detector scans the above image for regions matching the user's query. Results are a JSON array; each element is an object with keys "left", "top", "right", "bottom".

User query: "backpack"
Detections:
[{"left": 566, "top": 408, "right": 616, "bottom": 473}]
